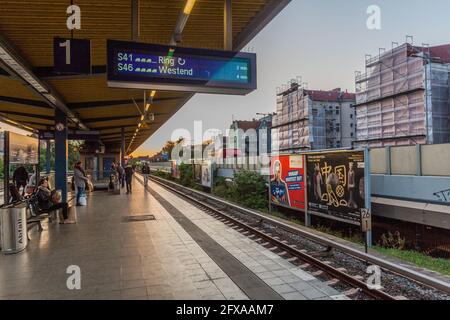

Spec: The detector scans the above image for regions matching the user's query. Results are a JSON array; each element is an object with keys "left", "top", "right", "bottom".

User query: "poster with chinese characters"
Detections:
[
  {"left": 306, "top": 151, "right": 365, "bottom": 223},
  {"left": 270, "top": 154, "right": 305, "bottom": 210}
]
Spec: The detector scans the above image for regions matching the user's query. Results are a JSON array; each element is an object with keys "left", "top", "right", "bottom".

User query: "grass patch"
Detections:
[
  {"left": 313, "top": 225, "right": 365, "bottom": 245},
  {"left": 373, "top": 247, "right": 450, "bottom": 276}
]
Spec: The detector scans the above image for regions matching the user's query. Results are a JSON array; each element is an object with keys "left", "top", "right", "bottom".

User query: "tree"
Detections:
[{"left": 39, "top": 140, "right": 81, "bottom": 172}]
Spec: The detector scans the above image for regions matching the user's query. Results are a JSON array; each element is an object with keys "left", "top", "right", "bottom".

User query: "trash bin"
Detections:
[{"left": 0, "top": 203, "right": 28, "bottom": 254}]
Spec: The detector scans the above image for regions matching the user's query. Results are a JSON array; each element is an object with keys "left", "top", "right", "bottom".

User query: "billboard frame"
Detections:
[
  {"left": 304, "top": 148, "right": 372, "bottom": 247},
  {"left": 270, "top": 148, "right": 372, "bottom": 248},
  {"left": 2, "top": 131, "right": 41, "bottom": 204}
]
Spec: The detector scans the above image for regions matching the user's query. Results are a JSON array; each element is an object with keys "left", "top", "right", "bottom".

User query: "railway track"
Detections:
[{"left": 145, "top": 174, "right": 442, "bottom": 300}]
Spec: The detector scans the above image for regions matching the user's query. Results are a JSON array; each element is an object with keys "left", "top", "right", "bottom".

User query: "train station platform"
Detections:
[{"left": 0, "top": 178, "right": 346, "bottom": 300}]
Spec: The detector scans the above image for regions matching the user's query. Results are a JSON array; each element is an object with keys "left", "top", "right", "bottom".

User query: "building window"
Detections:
[
  {"left": 336, "top": 110, "right": 340, "bottom": 115},
  {"left": 351, "top": 132, "right": 354, "bottom": 137},
  {"left": 350, "top": 123, "right": 353, "bottom": 128},
  {"left": 350, "top": 114, "right": 353, "bottom": 119}
]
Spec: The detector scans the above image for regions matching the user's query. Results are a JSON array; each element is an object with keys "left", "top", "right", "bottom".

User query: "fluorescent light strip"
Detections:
[{"left": 183, "top": 0, "right": 196, "bottom": 15}]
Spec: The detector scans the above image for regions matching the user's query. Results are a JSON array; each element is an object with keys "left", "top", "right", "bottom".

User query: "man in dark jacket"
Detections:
[
  {"left": 142, "top": 163, "right": 150, "bottom": 187},
  {"left": 12, "top": 166, "right": 29, "bottom": 196},
  {"left": 117, "top": 164, "right": 125, "bottom": 188},
  {"left": 124, "top": 164, "right": 134, "bottom": 194}
]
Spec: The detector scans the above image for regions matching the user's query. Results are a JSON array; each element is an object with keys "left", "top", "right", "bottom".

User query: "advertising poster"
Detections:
[
  {"left": 171, "top": 160, "right": 180, "bottom": 179},
  {"left": 270, "top": 154, "right": 305, "bottom": 210},
  {"left": 306, "top": 151, "right": 365, "bottom": 223},
  {"left": 201, "top": 162, "right": 212, "bottom": 188},
  {"left": 193, "top": 163, "right": 202, "bottom": 184},
  {"left": 9, "top": 132, "right": 39, "bottom": 164}
]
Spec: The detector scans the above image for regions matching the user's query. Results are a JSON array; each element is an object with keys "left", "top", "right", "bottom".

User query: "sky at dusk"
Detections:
[{"left": 128, "top": 0, "right": 450, "bottom": 156}]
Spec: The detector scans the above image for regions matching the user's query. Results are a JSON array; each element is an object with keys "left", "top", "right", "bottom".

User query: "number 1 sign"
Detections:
[{"left": 53, "top": 37, "right": 91, "bottom": 74}]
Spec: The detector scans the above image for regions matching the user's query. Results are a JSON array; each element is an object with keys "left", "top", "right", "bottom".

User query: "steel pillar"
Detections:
[
  {"left": 55, "top": 110, "right": 68, "bottom": 215},
  {"left": 121, "top": 127, "right": 125, "bottom": 167},
  {"left": 46, "top": 139, "right": 51, "bottom": 174}
]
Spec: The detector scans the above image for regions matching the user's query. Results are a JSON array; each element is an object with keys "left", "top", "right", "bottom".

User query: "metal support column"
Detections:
[
  {"left": 121, "top": 127, "right": 125, "bottom": 167},
  {"left": 46, "top": 140, "right": 51, "bottom": 174},
  {"left": 364, "top": 148, "right": 372, "bottom": 248},
  {"left": 131, "top": 0, "right": 140, "bottom": 41},
  {"left": 416, "top": 144, "right": 422, "bottom": 176},
  {"left": 386, "top": 146, "right": 391, "bottom": 175},
  {"left": 55, "top": 109, "right": 68, "bottom": 216},
  {"left": 3, "top": 131, "right": 10, "bottom": 205},
  {"left": 96, "top": 153, "right": 100, "bottom": 181},
  {"left": 36, "top": 138, "right": 41, "bottom": 185},
  {"left": 224, "top": 0, "right": 232, "bottom": 50}
]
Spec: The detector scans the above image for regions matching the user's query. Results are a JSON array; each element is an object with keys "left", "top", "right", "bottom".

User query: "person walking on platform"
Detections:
[
  {"left": 142, "top": 163, "right": 150, "bottom": 187},
  {"left": 124, "top": 164, "right": 134, "bottom": 194},
  {"left": 74, "top": 161, "right": 89, "bottom": 206},
  {"left": 117, "top": 164, "right": 125, "bottom": 189}
]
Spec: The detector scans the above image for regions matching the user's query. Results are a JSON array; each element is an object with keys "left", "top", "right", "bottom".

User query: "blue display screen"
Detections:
[
  {"left": 107, "top": 40, "right": 257, "bottom": 95},
  {"left": 115, "top": 51, "right": 251, "bottom": 84}
]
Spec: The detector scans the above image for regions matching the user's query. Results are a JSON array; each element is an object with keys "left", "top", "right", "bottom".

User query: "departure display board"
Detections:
[{"left": 107, "top": 40, "right": 257, "bottom": 95}]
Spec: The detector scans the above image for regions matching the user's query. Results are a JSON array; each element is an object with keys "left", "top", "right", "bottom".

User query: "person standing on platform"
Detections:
[
  {"left": 124, "top": 164, "right": 134, "bottom": 194},
  {"left": 74, "top": 161, "right": 89, "bottom": 206},
  {"left": 142, "top": 162, "right": 150, "bottom": 187},
  {"left": 117, "top": 164, "right": 125, "bottom": 189},
  {"left": 12, "top": 166, "right": 29, "bottom": 196}
]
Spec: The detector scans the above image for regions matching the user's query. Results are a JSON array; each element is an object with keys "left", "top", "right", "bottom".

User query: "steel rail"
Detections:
[
  {"left": 147, "top": 175, "right": 398, "bottom": 300},
  {"left": 148, "top": 173, "right": 450, "bottom": 296}
]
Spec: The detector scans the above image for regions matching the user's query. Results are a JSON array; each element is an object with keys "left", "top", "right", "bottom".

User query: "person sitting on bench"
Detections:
[{"left": 36, "top": 178, "right": 75, "bottom": 224}]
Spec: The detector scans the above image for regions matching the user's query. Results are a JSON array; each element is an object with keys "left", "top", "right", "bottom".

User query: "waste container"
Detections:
[{"left": 0, "top": 202, "right": 28, "bottom": 254}]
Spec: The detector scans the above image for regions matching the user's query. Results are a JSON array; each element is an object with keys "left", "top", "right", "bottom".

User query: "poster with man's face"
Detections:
[
  {"left": 201, "top": 162, "right": 212, "bottom": 188},
  {"left": 306, "top": 151, "right": 365, "bottom": 223},
  {"left": 270, "top": 155, "right": 305, "bottom": 210}
]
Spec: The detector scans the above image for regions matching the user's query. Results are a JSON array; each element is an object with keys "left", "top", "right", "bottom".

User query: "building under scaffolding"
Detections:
[
  {"left": 272, "top": 82, "right": 356, "bottom": 152},
  {"left": 355, "top": 42, "right": 450, "bottom": 147}
]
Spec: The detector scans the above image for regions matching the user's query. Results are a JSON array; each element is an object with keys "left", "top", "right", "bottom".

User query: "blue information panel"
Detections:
[{"left": 107, "top": 40, "right": 257, "bottom": 95}]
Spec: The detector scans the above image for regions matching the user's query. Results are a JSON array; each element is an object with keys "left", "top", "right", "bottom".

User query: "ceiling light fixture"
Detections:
[{"left": 183, "top": 0, "right": 196, "bottom": 15}]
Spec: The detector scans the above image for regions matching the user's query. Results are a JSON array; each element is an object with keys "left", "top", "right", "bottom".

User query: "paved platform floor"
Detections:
[{"left": 0, "top": 178, "right": 345, "bottom": 300}]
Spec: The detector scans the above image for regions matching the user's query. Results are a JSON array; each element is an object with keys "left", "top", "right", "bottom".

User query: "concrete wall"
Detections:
[
  {"left": 421, "top": 144, "right": 450, "bottom": 176},
  {"left": 370, "top": 148, "right": 387, "bottom": 174},
  {"left": 390, "top": 146, "right": 417, "bottom": 175},
  {"left": 370, "top": 143, "right": 450, "bottom": 177},
  {"left": 371, "top": 174, "right": 450, "bottom": 204}
]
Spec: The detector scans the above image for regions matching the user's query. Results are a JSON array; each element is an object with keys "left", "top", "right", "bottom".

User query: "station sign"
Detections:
[
  {"left": 107, "top": 40, "right": 257, "bottom": 95},
  {"left": 305, "top": 150, "right": 366, "bottom": 225},
  {"left": 53, "top": 38, "right": 91, "bottom": 74},
  {"left": 39, "top": 130, "right": 100, "bottom": 141}
]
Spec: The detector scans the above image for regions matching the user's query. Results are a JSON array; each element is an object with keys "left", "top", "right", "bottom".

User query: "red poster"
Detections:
[{"left": 270, "top": 154, "right": 305, "bottom": 210}]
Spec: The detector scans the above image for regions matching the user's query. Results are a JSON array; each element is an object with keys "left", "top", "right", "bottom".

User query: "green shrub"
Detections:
[
  {"left": 233, "top": 171, "right": 268, "bottom": 210},
  {"left": 379, "top": 231, "right": 406, "bottom": 250},
  {"left": 179, "top": 163, "right": 194, "bottom": 187}
]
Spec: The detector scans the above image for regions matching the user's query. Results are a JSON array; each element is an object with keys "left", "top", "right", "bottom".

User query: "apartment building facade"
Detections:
[
  {"left": 355, "top": 43, "right": 450, "bottom": 147},
  {"left": 272, "top": 83, "right": 356, "bottom": 152}
]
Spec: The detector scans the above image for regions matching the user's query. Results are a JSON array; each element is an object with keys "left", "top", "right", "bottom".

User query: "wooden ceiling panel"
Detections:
[{"left": 0, "top": 0, "right": 281, "bottom": 153}]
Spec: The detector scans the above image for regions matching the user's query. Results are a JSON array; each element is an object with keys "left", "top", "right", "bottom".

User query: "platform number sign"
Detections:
[
  {"left": 360, "top": 208, "right": 372, "bottom": 232},
  {"left": 54, "top": 38, "right": 91, "bottom": 74}
]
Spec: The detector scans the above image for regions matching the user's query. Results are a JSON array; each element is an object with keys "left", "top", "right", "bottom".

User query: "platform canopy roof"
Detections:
[{"left": 0, "top": 0, "right": 290, "bottom": 153}]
